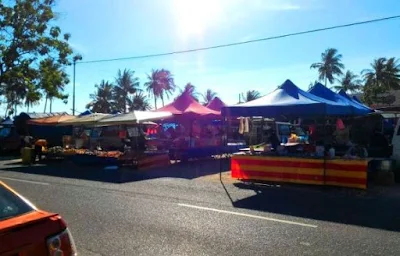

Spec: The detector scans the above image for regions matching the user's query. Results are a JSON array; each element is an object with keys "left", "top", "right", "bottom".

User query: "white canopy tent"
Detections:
[
  {"left": 96, "top": 111, "right": 172, "bottom": 126},
  {"left": 57, "top": 113, "right": 111, "bottom": 126}
]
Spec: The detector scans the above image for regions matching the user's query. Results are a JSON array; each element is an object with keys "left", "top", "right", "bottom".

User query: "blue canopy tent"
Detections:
[
  {"left": 338, "top": 90, "right": 373, "bottom": 113},
  {"left": 222, "top": 80, "right": 352, "bottom": 117},
  {"left": 309, "top": 83, "right": 371, "bottom": 115}
]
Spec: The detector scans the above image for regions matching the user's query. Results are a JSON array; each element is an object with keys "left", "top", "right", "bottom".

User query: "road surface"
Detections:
[{"left": 0, "top": 159, "right": 399, "bottom": 255}]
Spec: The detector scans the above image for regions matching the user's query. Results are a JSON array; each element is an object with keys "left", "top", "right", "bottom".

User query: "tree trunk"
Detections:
[
  {"left": 44, "top": 97, "right": 47, "bottom": 113},
  {"left": 49, "top": 98, "right": 52, "bottom": 113},
  {"left": 27, "top": 105, "right": 30, "bottom": 113},
  {"left": 324, "top": 77, "right": 327, "bottom": 87},
  {"left": 154, "top": 96, "right": 157, "bottom": 110},
  {"left": 161, "top": 95, "right": 164, "bottom": 107}
]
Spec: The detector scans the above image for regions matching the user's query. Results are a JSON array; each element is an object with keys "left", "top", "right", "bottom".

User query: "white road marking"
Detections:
[
  {"left": 0, "top": 176, "right": 49, "bottom": 186},
  {"left": 178, "top": 203, "right": 317, "bottom": 228}
]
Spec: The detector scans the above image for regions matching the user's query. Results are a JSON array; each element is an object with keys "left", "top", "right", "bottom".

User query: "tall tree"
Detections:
[
  {"left": 86, "top": 80, "right": 115, "bottom": 113},
  {"left": 180, "top": 83, "right": 199, "bottom": 101},
  {"left": 39, "top": 58, "right": 69, "bottom": 113},
  {"left": 310, "top": 48, "right": 345, "bottom": 86},
  {"left": 145, "top": 69, "right": 175, "bottom": 109},
  {"left": 0, "top": 0, "right": 75, "bottom": 114},
  {"left": 240, "top": 90, "right": 261, "bottom": 102},
  {"left": 145, "top": 69, "right": 161, "bottom": 109},
  {"left": 114, "top": 69, "right": 140, "bottom": 113},
  {"left": 332, "top": 70, "right": 362, "bottom": 93},
  {"left": 201, "top": 89, "right": 217, "bottom": 105},
  {"left": 25, "top": 85, "right": 41, "bottom": 112},
  {"left": 157, "top": 69, "right": 175, "bottom": 106},
  {"left": 362, "top": 57, "right": 400, "bottom": 104},
  {"left": 129, "top": 91, "right": 151, "bottom": 111}
]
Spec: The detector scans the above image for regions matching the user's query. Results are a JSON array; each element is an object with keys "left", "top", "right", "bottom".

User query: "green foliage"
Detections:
[
  {"left": 87, "top": 69, "right": 152, "bottom": 113},
  {"left": 178, "top": 83, "right": 199, "bottom": 101},
  {"left": 113, "top": 69, "right": 140, "bottom": 113},
  {"left": 86, "top": 80, "right": 116, "bottom": 113},
  {"left": 129, "top": 91, "right": 151, "bottom": 111},
  {"left": 310, "top": 48, "right": 345, "bottom": 86},
  {"left": 332, "top": 70, "right": 362, "bottom": 93},
  {"left": 201, "top": 89, "right": 217, "bottom": 105},
  {"left": 362, "top": 57, "right": 400, "bottom": 105},
  {"left": 241, "top": 90, "right": 261, "bottom": 102},
  {"left": 0, "top": 0, "right": 75, "bottom": 114},
  {"left": 144, "top": 69, "right": 175, "bottom": 109}
]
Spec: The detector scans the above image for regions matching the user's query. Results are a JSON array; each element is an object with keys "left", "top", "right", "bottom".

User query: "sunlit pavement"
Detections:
[{"left": 0, "top": 159, "right": 400, "bottom": 256}]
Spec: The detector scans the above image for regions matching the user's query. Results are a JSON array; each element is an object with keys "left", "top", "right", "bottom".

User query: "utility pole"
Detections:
[{"left": 72, "top": 54, "right": 82, "bottom": 116}]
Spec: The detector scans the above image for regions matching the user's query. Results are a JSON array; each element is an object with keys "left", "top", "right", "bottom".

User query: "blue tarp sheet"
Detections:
[
  {"left": 222, "top": 80, "right": 352, "bottom": 117},
  {"left": 309, "top": 83, "right": 371, "bottom": 115}
]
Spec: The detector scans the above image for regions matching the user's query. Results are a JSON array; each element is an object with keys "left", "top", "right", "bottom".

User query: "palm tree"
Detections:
[
  {"left": 144, "top": 69, "right": 175, "bottom": 109},
  {"left": 25, "top": 86, "right": 41, "bottom": 112},
  {"left": 310, "top": 48, "right": 345, "bottom": 86},
  {"left": 113, "top": 69, "right": 140, "bottom": 113},
  {"left": 145, "top": 69, "right": 161, "bottom": 109},
  {"left": 86, "top": 80, "right": 115, "bottom": 113},
  {"left": 39, "top": 59, "right": 69, "bottom": 113},
  {"left": 158, "top": 69, "right": 175, "bottom": 106},
  {"left": 362, "top": 57, "right": 400, "bottom": 104},
  {"left": 129, "top": 91, "right": 152, "bottom": 111},
  {"left": 179, "top": 83, "right": 200, "bottom": 100},
  {"left": 332, "top": 70, "right": 362, "bottom": 93},
  {"left": 201, "top": 89, "right": 217, "bottom": 105},
  {"left": 240, "top": 90, "right": 261, "bottom": 103}
]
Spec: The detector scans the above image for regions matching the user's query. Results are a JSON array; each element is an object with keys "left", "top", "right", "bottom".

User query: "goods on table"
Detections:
[
  {"left": 95, "top": 151, "right": 123, "bottom": 158},
  {"left": 47, "top": 146, "right": 63, "bottom": 155},
  {"left": 63, "top": 148, "right": 77, "bottom": 156}
]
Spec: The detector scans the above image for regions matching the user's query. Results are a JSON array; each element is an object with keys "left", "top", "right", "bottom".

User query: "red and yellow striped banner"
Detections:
[
  {"left": 231, "top": 155, "right": 368, "bottom": 189},
  {"left": 325, "top": 159, "right": 368, "bottom": 189}
]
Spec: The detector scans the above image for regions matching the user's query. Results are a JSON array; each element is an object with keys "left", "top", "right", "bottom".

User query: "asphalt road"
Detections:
[{"left": 1, "top": 159, "right": 400, "bottom": 256}]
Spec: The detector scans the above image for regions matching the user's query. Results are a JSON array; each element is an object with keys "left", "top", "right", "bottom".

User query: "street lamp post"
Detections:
[{"left": 72, "top": 55, "right": 82, "bottom": 116}]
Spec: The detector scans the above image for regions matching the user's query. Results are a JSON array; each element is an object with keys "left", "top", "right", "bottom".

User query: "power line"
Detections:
[{"left": 79, "top": 15, "right": 400, "bottom": 64}]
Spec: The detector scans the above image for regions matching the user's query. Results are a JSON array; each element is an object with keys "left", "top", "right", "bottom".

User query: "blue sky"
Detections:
[{"left": 20, "top": 0, "right": 400, "bottom": 114}]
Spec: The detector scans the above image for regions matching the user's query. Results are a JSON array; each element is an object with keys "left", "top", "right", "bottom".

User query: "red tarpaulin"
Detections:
[
  {"left": 206, "top": 97, "right": 226, "bottom": 111},
  {"left": 156, "top": 92, "right": 220, "bottom": 118}
]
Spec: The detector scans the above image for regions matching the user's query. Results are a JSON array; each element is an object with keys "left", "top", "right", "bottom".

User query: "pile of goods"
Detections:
[
  {"left": 46, "top": 146, "right": 63, "bottom": 156},
  {"left": 94, "top": 151, "right": 123, "bottom": 158},
  {"left": 288, "top": 134, "right": 300, "bottom": 143}
]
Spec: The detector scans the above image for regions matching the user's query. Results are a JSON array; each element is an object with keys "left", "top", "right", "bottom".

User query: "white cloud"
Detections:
[{"left": 69, "top": 41, "right": 88, "bottom": 55}]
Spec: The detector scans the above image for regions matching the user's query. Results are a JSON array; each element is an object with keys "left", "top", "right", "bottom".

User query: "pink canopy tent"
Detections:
[
  {"left": 156, "top": 92, "right": 220, "bottom": 119},
  {"left": 206, "top": 97, "right": 226, "bottom": 111}
]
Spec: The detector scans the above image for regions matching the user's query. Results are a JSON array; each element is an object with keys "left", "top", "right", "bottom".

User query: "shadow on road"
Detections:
[
  {"left": 232, "top": 182, "right": 400, "bottom": 232},
  {"left": 0, "top": 158, "right": 230, "bottom": 183}
]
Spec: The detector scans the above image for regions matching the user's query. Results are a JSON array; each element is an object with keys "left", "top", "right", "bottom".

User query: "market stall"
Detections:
[
  {"left": 156, "top": 92, "right": 228, "bottom": 160},
  {"left": 96, "top": 111, "right": 173, "bottom": 169},
  {"left": 223, "top": 79, "right": 371, "bottom": 189}
]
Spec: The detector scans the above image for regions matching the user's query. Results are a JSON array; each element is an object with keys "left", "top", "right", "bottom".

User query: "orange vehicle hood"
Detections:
[{"left": 0, "top": 210, "right": 64, "bottom": 256}]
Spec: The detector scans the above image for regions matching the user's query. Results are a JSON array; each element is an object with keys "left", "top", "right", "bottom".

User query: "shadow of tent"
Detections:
[
  {"left": 0, "top": 158, "right": 231, "bottom": 184},
  {"left": 231, "top": 183, "right": 400, "bottom": 232}
]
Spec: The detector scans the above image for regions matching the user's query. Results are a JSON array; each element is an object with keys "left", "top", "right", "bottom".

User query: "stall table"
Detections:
[{"left": 231, "top": 154, "right": 368, "bottom": 189}]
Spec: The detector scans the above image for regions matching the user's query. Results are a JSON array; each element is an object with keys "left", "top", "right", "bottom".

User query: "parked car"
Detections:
[{"left": 0, "top": 181, "right": 77, "bottom": 255}]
